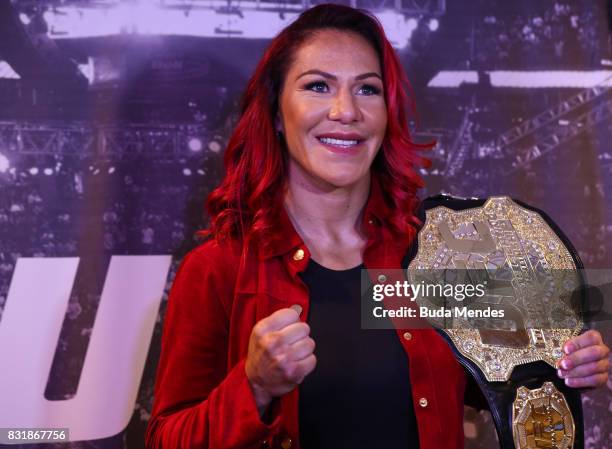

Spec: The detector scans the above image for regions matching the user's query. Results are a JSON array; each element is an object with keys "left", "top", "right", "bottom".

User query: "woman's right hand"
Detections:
[{"left": 245, "top": 306, "right": 317, "bottom": 413}]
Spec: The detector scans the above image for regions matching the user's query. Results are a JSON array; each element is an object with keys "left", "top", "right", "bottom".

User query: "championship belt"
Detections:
[{"left": 405, "top": 195, "right": 585, "bottom": 449}]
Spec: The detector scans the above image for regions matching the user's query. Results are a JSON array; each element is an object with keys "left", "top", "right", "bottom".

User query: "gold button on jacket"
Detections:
[{"left": 292, "top": 249, "right": 304, "bottom": 261}]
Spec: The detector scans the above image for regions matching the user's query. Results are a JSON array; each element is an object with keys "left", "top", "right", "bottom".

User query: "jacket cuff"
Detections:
[{"left": 219, "top": 359, "right": 283, "bottom": 439}]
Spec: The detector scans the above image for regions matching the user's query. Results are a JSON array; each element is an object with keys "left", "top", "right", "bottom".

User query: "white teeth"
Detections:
[{"left": 319, "top": 137, "right": 359, "bottom": 147}]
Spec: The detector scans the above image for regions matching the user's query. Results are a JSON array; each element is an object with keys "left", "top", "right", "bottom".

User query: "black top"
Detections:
[{"left": 298, "top": 258, "right": 420, "bottom": 449}]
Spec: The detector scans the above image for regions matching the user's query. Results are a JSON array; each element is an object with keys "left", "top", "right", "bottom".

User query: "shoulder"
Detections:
[
  {"left": 172, "top": 237, "right": 246, "bottom": 311},
  {"left": 184, "top": 237, "right": 244, "bottom": 266},
  {"left": 179, "top": 237, "right": 245, "bottom": 282}
]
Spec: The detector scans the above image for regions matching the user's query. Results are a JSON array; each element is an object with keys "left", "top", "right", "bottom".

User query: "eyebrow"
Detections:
[{"left": 295, "top": 69, "right": 382, "bottom": 82}]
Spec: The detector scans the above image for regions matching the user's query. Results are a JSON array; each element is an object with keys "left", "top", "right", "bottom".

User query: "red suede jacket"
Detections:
[{"left": 145, "top": 179, "right": 467, "bottom": 449}]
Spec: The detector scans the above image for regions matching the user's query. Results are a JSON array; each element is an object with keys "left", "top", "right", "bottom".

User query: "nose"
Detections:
[{"left": 328, "top": 88, "right": 362, "bottom": 123}]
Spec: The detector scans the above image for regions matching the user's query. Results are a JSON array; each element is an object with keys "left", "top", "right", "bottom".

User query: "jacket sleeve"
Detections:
[{"left": 145, "top": 245, "right": 281, "bottom": 449}]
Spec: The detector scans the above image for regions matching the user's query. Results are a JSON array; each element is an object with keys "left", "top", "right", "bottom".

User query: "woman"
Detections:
[{"left": 145, "top": 4, "right": 610, "bottom": 449}]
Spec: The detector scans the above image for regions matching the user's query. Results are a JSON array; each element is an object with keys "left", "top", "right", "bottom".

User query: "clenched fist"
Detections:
[{"left": 245, "top": 306, "right": 317, "bottom": 413}]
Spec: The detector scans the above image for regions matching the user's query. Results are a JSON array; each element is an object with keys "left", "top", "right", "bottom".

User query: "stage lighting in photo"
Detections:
[
  {"left": 31, "top": 4, "right": 420, "bottom": 49},
  {"left": 375, "top": 10, "right": 414, "bottom": 49},
  {"left": 43, "top": 10, "right": 54, "bottom": 25},
  {"left": 188, "top": 137, "right": 203, "bottom": 153},
  {"left": 182, "top": 168, "right": 192, "bottom": 176},
  {"left": 428, "top": 18, "right": 439, "bottom": 31},
  {"left": 117, "top": 2, "right": 168, "bottom": 35},
  {"left": 406, "top": 17, "right": 418, "bottom": 32},
  {"left": 44, "top": 168, "right": 53, "bottom": 176},
  {"left": 230, "top": 10, "right": 297, "bottom": 38},
  {"left": 0, "top": 61, "right": 20, "bottom": 80},
  {"left": 208, "top": 140, "right": 222, "bottom": 153},
  {"left": 78, "top": 58, "right": 95, "bottom": 85},
  {"left": 29, "top": 167, "right": 39, "bottom": 175},
  {"left": 0, "top": 153, "right": 9, "bottom": 173},
  {"left": 428, "top": 70, "right": 612, "bottom": 88}
]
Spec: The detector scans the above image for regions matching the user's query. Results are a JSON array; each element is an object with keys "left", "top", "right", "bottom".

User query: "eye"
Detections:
[
  {"left": 305, "top": 81, "right": 329, "bottom": 93},
  {"left": 358, "top": 84, "right": 382, "bottom": 96}
]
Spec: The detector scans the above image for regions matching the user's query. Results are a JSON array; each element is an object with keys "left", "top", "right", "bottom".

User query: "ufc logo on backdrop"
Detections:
[{"left": 0, "top": 256, "right": 171, "bottom": 441}]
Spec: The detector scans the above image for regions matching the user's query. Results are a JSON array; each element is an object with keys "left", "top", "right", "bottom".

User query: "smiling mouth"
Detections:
[{"left": 317, "top": 136, "right": 364, "bottom": 148}]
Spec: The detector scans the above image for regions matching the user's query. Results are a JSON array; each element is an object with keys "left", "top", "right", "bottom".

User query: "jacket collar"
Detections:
[{"left": 258, "top": 174, "right": 401, "bottom": 261}]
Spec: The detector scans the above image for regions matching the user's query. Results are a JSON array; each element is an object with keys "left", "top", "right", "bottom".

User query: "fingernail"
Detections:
[
  {"left": 564, "top": 378, "right": 573, "bottom": 387},
  {"left": 561, "top": 359, "right": 571, "bottom": 370},
  {"left": 564, "top": 343, "right": 575, "bottom": 355},
  {"left": 290, "top": 304, "right": 303, "bottom": 316},
  {"left": 557, "top": 369, "right": 565, "bottom": 378}
]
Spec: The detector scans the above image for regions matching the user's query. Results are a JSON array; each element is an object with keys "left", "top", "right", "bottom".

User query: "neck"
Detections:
[{"left": 283, "top": 164, "right": 370, "bottom": 240}]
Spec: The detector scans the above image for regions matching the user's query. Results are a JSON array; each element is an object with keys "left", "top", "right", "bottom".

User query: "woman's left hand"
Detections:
[{"left": 557, "top": 330, "right": 610, "bottom": 388}]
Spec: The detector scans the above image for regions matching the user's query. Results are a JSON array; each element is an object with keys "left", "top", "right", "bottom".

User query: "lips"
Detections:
[
  {"left": 318, "top": 136, "right": 360, "bottom": 147},
  {"left": 316, "top": 132, "right": 366, "bottom": 142},
  {"left": 315, "top": 134, "right": 367, "bottom": 155},
  {"left": 315, "top": 132, "right": 366, "bottom": 152}
]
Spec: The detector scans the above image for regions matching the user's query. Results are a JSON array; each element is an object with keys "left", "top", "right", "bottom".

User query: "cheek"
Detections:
[
  {"left": 283, "top": 96, "right": 324, "bottom": 134},
  {"left": 282, "top": 105, "right": 319, "bottom": 162},
  {"left": 361, "top": 100, "right": 387, "bottom": 134},
  {"left": 375, "top": 105, "right": 388, "bottom": 135},
  {"left": 376, "top": 115, "right": 388, "bottom": 138}
]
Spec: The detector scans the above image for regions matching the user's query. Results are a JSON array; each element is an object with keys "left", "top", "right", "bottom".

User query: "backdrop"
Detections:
[{"left": 0, "top": 0, "right": 610, "bottom": 448}]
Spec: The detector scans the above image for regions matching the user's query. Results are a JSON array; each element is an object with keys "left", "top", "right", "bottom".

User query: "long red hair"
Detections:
[{"left": 203, "top": 3, "right": 430, "bottom": 250}]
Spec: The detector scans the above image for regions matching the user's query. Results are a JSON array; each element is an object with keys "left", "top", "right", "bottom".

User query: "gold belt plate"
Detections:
[
  {"left": 407, "top": 197, "right": 583, "bottom": 381},
  {"left": 512, "top": 382, "right": 575, "bottom": 449}
]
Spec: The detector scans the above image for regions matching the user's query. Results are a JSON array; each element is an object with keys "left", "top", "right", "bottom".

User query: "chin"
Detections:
[
  {"left": 318, "top": 172, "right": 367, "bottom": 189},
  {"left": 295, "top": 158, "right": 370, "bottom": 189}
]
